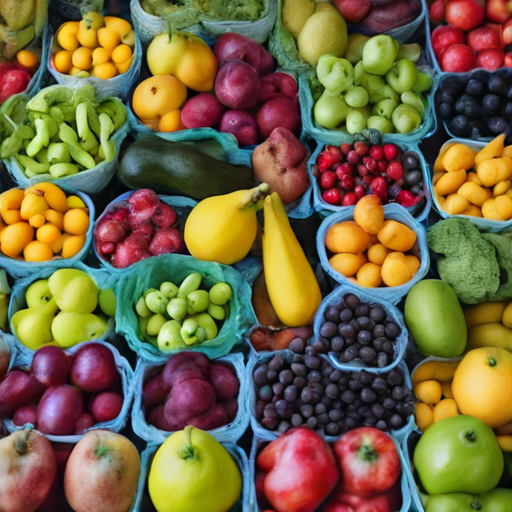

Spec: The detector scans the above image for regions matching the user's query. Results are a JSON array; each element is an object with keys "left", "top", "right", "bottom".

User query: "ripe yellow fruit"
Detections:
[
  {"left": 63, "top": 209, "right": 89, "bottom": 235},
  {"left": 37, "top": 223, "right": 61, "bottom": 244},
  {"left": 91, "top": 62, "right": 117, "bottom": 80},
  {"left": 17, "top": 50, "right": 38, "bottom": 69},
  {"left": 111, "top": 44, "right": 132, "bottom": 64},
  {"left": 62, "top": 234, "right": 86, "bottom": 258},
  {"left": 29, "top": 214, "right": 45, "bottom": 228},
  {"left": 432, "top": 398, "right": 459, "bottom": 424},
  {"left": 97, "top": 27, "right": 121, "bottom": 51},
  {"left": 57, "top": 22, "right": 80, "bottom": 52},
  {"left": 92, "top": 47, "right": 111, "bottom": 66},
  {"left": 414, "top": 380, "right": 443, "bottom": 405},
  {"left": 115, "top": 56, "right": 133, "bottom": 74},
  {"left": 0, "top": 222, "right": 34, "bottom": 258},
  {"left": 159, "top": 110, "right": 185, "bottom": 132},
  {"left": 415, "top": 402, "right": 433, "bottom": 432},
  {"left": 20, "top": 194, "right": 49, "bottom": 220},
  {"left": 72, "top": 47, "right": 93, "bottom": 70},
  {"left": 77, "top": 26, "right": 98, "bottom": 48},
  {"left": 23, "top": 241, "right": 53, "bottom": 262},
  {"left": 49, "top": 234, "right": 65, "bottom": 254},
  {"left": 44, "top": 209, "right": 64, "bottom": 231},
  {"left": 104, "top": 16, "right": 132, "bottom": 39},
  {"left": 54, "top": 50, "right": 74, "bottom": 74}
]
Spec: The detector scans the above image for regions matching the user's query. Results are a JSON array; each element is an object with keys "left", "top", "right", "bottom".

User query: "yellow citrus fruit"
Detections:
[
  {"left": 36, "top": 223, "right": 61, "bottom": 244},
  {"left": 54, "top": 50, "right": 73, "bottom": 74},
  {"left": 159, "top": 110, "right": 186, "bottom": 132},
  {"left": 97, "top": 27, "right": 121, "bottom": 51},
  {"left": 0, "top": 222, "right": 34, "bottom": 258},
  {"left": 63, "top": 209, "right": 89, "bottom": 235},
  {"left": 62, "top": 234, "right": 86, "bottom": 258},
  {"left": 325, "top": 221, "right": 370, "bottom": 254},
  {"left": 72, "top": 47, "right": 93, "bottom": 70},
  {"left": 92, "top": 47, "right": 111, "bottom": 66},
  {"left": 115, "top": 55, "right": 133, "bottom": 74},
  {"left": 17, "top": 50, "right": 38, "bottom": 69},
  {"left": 57, "top": 22, "right": 80, "bottom": 52},
  {"left": 132, "top": 75, "right": 187, "bottom": 123},
  {"left": 23, "top": 241, "right": 53, "bottom": 262},
  {"left": 452, "top": 347, "right": 512, "bottom": 428},
  {"left": 91, "top": 61, "right": 117, "bottom": 79},
  {"left": 77, "top": 26, "right": 98, "bottom": 48},
  {"left": 111, "top": 44, "right": 132, "bottom": 64}
]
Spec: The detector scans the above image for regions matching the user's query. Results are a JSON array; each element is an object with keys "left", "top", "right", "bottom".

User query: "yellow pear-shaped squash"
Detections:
[
  {"left": 184, "top": 184, "right": 269, "bottom": 265},
  {"left": 148, "top": 426, "right": 242, "bottom": 512},
  {"left": 263, "top": 192, "right": 322, "bottom": 327}
]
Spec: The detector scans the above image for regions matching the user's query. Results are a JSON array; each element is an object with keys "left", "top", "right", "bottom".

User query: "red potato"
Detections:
[
  {"left": 149, "top": 227, "right": 185, "bottom": 255},
  {"left": 142, "top": 371, "right": 170, "bottom": 407},
  {"left": 208, "top": 362, "right": 240, "bottom": 401},
  {"left": 334, "top": 0, "right": 372, "bottom": 23},
  {"left": 219, "top": 110, "right": 259, "bottom": 146},
  {"left": 0, "top": 370, "right": 45, "bottom": 418},
  {"left": 445, "top": 0, "right": 485, "bottom": 31},
  {"left": 476, "top": 48, "right": 505, "bottom": 70},
  {"left": 74, "top": 412, "right": 95, "bottom": 435},
  {"left": 13, "top": 404, "right": 38, "bottom": 427},
  {"left": 220, "top": 397, "right": 239, "bottom": 423},
  {"left": 215, "top": 60, "right": 261, "bottom": 110},
  {"left": 162, "top": 351, "right": 210, "bottom": 387},
  {"left": 70, "top": 343, "right": 118, "bottom": 393},
  {"left": 164, "top": 378, "right": 216, "bottom": 429},
  {"left": 90, "top": 391, "right": 123, "bottom": 423},
  {"left": 37, "top": 385, "right": 83, "bottom": 436},
  {"left": 213, "top": 33, "right": 276, "bottom": 76},
  {"left": 259, "top": 73, "right": 299, "bottom": 108},
  {"left": 111, "top": 206, "right": 130, "bottom": 227},
  {"left": 359, "top": 0, "right": 422, "bottom": 33},
  {"left": 181, "top": 93, "right": 225, "bottom": 129},
  {"left": 468, "top": 26, "right": 503, "bottom": 51},
  {"left": 152, "top": 203, "right": 178, "bottom": 229},
  {"left": 255, "top": 97, "right": 301, "bottom": 140},
  {"left": 96, "top": 241, "right": 115, "bottom": 259},
  {"left": 441, "top": 44, "right": 476, "bottom": 72},
  {"left": 431, "top": 25, "right": 466, "bottom": 58},
  {"left": 31, "top": 346, "right": 72, "bottom": 388},
  {"left": 188, "top": 403, "right": 229, "bottom": 430}
]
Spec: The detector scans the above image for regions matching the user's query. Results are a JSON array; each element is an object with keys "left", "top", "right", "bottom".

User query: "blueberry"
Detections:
[
  {"left": 442, "top": 75, "right": 466, "bottom": 94},
  {"left": 483, "top": 94, "right": 501, "bottom": 113},
  {"left": 488, "top": 74, "right": 507, "bottom": 95},
  {"left": 503, "top": 102, "right": 512, "bottom": 118},
  {"left": 471, "top": 127, "right": 481, "bottom": 139},
  {"left": 507, "top": 85, "right": 512, "bottom": 100},
  {"left": 488, "top": 117, "right": 508, "bottom": 134},
  {"left": 440, "top": 91, "right": 456, "bottom": 104},
  {"left": 438, "top": 102, "right": 451, "bottom": 119},
  {"left": 450, "top": 115, "right": 471, "bottom": 137},
  {"left": 466, "top": 79, "right": 483, "bottom": 96},
  {"left": 471, "top": 69, "right": 489, "bottom": 83},
  {"left": 405, "top": 170, "right": 422, "bottom": 186},
  {"left": 402, "top": 152, "right": 419, "bottom": 170}
]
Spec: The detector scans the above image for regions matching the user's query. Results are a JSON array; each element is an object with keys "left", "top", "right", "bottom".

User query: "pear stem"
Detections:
[
  {"left": 238, "top": 183, "right": 270, "bottom": 210},
  {"left": 177, "top": 425, "right": 196, "bottom": 461}
]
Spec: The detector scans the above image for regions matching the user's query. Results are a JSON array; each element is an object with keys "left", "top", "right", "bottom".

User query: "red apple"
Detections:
[
  {"left": 430, "top": 0, "right": 445, "bottom": 22},
  {"left": 486, "top": 0, "right": 511, "bottom": 23},
  {"left": 334, "top": 0, "right": 372, "bottom": 23},
  {"left": 431, "top": 25, "right": 466, "bottom": 58},
  {"left": 476, "top": 48, "right": 505, "bottom": 70},
  {"left": 441, "top": 43, "right": 476, "bottom": 72},
  {"left": 0, "top": 430, "right": 57, "bottom": 512},
  {"left": 503, "top": 18, "right": 512, "bottom": 45},
  {"left": 468, "top": 27, "right": 503, "bottom": 51},
  {"left": 445, "top": 0, "right": 485, "bottom": 31}
]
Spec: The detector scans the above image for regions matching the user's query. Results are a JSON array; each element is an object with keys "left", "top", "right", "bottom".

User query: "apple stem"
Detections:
[
  {"left": 466, "top": 430, "right": 476, "bottom": 442},
  {"left": 14, "top": 428, "right": 31, "bottom": 456},
  {"left": 359, "top": 444, "right": 378, "bottom": 462},
  {"left": 178, "top": 425, "right": 196, "bottom": 461},
  {"left": 471, "top": 498, "right": 483, "bottom": 511},
  {"left": 95, "top": 444, "right": 112, "bottom": 459},
  {"left": 486, "top": 357, "right": 497, "bottom": 367}
]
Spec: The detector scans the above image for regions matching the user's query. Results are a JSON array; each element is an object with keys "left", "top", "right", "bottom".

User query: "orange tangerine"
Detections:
[
  {"left": 97, "top": 27, "right": 121, "bottom": 51},
  {"left": 159, "top": 110, "right": 186, "bottom": 133},
  {"left": 63, "top": 209, "right": 89, "bottom": 235},
  {"left": 23, "top": 241, "right": 53, "bottom": 262},
  {"left": 54, "top": 51, "right": 74, "bottom": 74},
  {"left": 111, "top": 44, "right": 132, "bottom": 64},
  {"left": 62, "top": 234, "right": 86, "bottom": 258},
  {"left": 37, "top": 223, "right": 61, "bottom": 244},
  {"left": 17, "top": 50, "right": 38, "bottom": 69}
]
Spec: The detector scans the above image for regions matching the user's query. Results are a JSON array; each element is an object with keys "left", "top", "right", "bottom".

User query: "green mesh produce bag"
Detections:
[{"left": 115, "top": 253, "right": 255, "bottom": 364}]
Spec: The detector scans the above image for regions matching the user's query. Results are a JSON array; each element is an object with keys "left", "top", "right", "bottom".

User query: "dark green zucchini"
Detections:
[{"left": 117, "top": 136, "right": 256, "bottom": 200}]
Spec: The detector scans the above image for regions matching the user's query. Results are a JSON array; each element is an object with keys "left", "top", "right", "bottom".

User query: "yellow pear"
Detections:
[
  {"left": 282, "top": 0, "right": 315, "bottom": 39},
  {"left": 184, "top": 184, "right": 269, "bottom": 265},
  {"left": 263, "top": 192, "right": 322, "bottom": 327},
  {"left": 297, "top": 2, "right": 348, "bottom": 68}
]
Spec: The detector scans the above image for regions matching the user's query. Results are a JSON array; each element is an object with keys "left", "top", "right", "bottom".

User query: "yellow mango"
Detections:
[
  {"left": 466, "top": 172, "right": 483, "bottom": 185},
  {"left": 433, "top": 151, "right": 446, "bottom": 172},
  {"left": 433, "top": 398, "right": 459, "bottom": 424},
  {"left": 442, "top": 144, "right": 475, "bottom": 172},
  {"left": 477, "top": 157, "right": 512, "bottom": 187},
  {"left": 441, "top": 382, "right": 453, "bottom": 398},
  {"left": 503, "top": 145, "right": 512, "bottom": 159},
  {"left": 496, "top": 435, "right": 512, "bottom": 452},
  {"left": 460, "top": 205, "right": 482, "bottom": 217},
  {"left": 412, "top": 360, "right": 459, "bottom": 387},
  {"left": 435, "top": 169, "right": 467, "bottom": 196},
  {"left": 482, "top": 198, "right": 505, "bottom": 221},
  {"left": 415, "top": 403, "right": 433, "bottom": 432},
  {"left": 457, "top": 181, "right": 489, "bottom": 206},
  {"left": 415, "top": 380, "right": 443, "bottom": 405},
  {"left": 443, "top": 193, "right": 470, "bottom": 215},
  {"left": 464, "top": 300, "right": 509, "bottom": 328},
  {"left": 467, "top": 322, "right": 512, "bottom": 352},
  {"left": 495, "top": 194, "right": 512, "bottom": 220},
  {"left": 475, "top": 134, "right": 506, "bottom": 166},
  {"left": 503, "top": 302, "right": 512, "bottom": 328}
]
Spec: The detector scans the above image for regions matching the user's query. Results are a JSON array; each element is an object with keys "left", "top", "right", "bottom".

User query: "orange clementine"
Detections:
[
  {"left": 325, "top": 221, "right": 370, "bottom": 254},
  {"left": 159, "top": 110, "right": 186, "bottom": 132},
  {"left": 132, "top": 75, "right": 187, "bottom": 123},
  {"left": 452, "top": 347, "right": 512, "bottom": 428}
]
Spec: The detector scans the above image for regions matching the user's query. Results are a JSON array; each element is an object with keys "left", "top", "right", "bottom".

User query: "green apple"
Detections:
[
  {"left": 367, "top": 116, "right": 394, "bottom": 134},
  {"left": 147, "top": 314, "right": 167, "bottom": 337},
  {"left": 136, "top": 296, "right": 151, "bottom": 317},
  {"left": 316, "top": 55, "right": 354, "bottom": 96},
  {"left": 145, "top": 291, "right": 169, "bottom": 314},
  {"left": 25, "top": 280, "right": 53, "bottom": 309},
  {"left": 372, "top": 99, "right": 398, "bottom": 120},
  {"left": 396, "top": 43, "right": 421, "bottom": 62},
  {"left": 369, "top": 85, "right": 399, "bottom": 104},
  {"left": 11, "top": 304, "right": 55, "bottom": 350},
  {"left": 386, "top": 59, "right": 419, "bottom": 94},
  {"left": 51, "top": 312, "right": 108, "bottom": 347},
  {"left": 314, "top": 90, "right": 349, "bottom": 129},
  {"left": 345, "top": 86, "right": 368, "bottom": 108},
  {"left": 98, "top": 288, "right": 116, "bottom": 317},
  {"left": 362, "top": 34, "right": 399, "bottom": 75},
  {"left": 138, "top": 316, "right": 158, "bottom": 347},
  {"left": 346, "top": 110, "right": 366, "bottom": 134},
  {"left": 391, "top": 104, "right": 421, "bottom": 134},
  {"left": 48, "top": 269, "right": 98, "bottom": 314},
  {"left": 413, "top": 72, "right": 434, "bottom": 93},
  {"left": 353, "top": 61, "right": 366, "bottom": 86},
  {"left": 361, "top": 74, "right": 385, "bottom": 96},
  {"left": 401, "top": 91, "right": 425, "bottom": 119},
  {"left": 414, "top": 415, "right": 504, "bottom": 495},
  {"left": 160, "top": 282, "right": 178, "bottom": 299},
  {"left": 344, "top": 33, "right": 370, "bottom": 64},
  {"left": 157, "top": 320, "right": 187, "bottom": 352}
]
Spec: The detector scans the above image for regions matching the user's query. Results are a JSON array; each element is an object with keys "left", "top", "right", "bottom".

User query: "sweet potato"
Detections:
[
  {"left": 360, "top": 0, "right": 422, "bottom": 33},
  {"left": 221, "top": 398, "right": 239, "bottom": 423},
  {"left": 250, "top": 326, "right": 314, "bottom": 351},
  {"left": 162, "top": 352, "right": 210, "bottom": 387},
  {"left": 188, "top": 403, "right": 229, "bottom": 430},
  {"left": 142, "top": 370, "right": 170, "bottom": 407},
  {"left": 208, "top": 362, "right": 240, "bottom": 401}
]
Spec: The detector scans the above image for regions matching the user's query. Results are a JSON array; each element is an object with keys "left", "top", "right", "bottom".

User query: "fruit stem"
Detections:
[
  {"left": 466, "top": 430, "right": 476, "bottom": 442},
  {"left": 14, "top": 427, "right": 31, "bottom": 456},
  {"left": 486, "top": 357, "right": 497, "bottom": 367},
  {"left": 238, "top": 183, "right": 270, "bottom": 210},
  {"left": 95, "top": 444, "right": 112, "bottom": 459},
  {"left": 471, "top": 498, "right": 483, "bottom": 511},
  {"left": 359, "top": 443, "right": 378, "bottom": 462},
  {"left": 178, "top": 425, "right": 197, "bottom": 461}
]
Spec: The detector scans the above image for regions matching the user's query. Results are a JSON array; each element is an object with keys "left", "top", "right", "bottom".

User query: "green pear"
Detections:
[
  {"left": 98, "top": 288, "right": 116, "bottom": 317},
  {"left": 49, "top": 270, "right": 99, "bottom": 314},
  {"left": 147, "top": 314, "right": 167, "bottom": 337},
  {"left": 282, "top": 0, "right": 315, "bottom": 39},
  {"left": 25, "top": 279, "right": 53, "bottom": 309},
  {"left": 139, "top": 316, "right": 158, "bottom": 347},
  {"left": 51, "top": 312, "right": 108, "bottom": 347},
  {"left": 157, "top": 320, "right": 187, "bottom": 352},
  {"left": 136, "top": 296, "right": 151, "bottom": 318},
  {"left": 11, "top": 303, "right": 56, "bottom": 350}
]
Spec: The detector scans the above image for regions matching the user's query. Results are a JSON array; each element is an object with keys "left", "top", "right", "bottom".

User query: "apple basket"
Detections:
[
  {"left": 131, "top": 351, "right": 250, "bottom": 444},
  {"left": 1, "top": 339, "right": 134, "bottom": 443},
  {"left": 115, "top": 253, "right": 256, "bottom": 364}
]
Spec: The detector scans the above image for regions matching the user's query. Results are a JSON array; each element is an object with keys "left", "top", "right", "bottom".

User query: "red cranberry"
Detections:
[
  {"left": 387, "top": 161, "right": 404, "bottom": 181},
  {"left": 354, "top": 185, "right": 365, "bottom": 199},
  {"left": 322, "top": 188, "right": 342, "bottom": 205},
  {"left": 354, "top": 141, "right": 369, "bottom": 156},
  {"left": 369, "top": 145, "right": 384, "bottom": 160},
  {"left": 342, "top": 192, "right": 357, "bottom": 206},
  {"left": 340, "top": 174, "right": 355, "bottom": 190},
  {"left": 384, "top": 144, "right": 398, "bottom": 161},
  {"left": 340, "top": 143, "right": 352, "bottom": 156},
  {"left": 320, "top": 170, "right": 337, "bottom": 189},
  {"left": 335, "top": 162, "right": 354, "bottom": 180},
  {"left": 347, "top": 150, "right": 360, "bottom": 165}
]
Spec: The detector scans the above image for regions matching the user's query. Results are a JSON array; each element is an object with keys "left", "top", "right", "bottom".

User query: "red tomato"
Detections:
[{"left": 333, "top": 427, "right": 401, "bottom": 498}]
